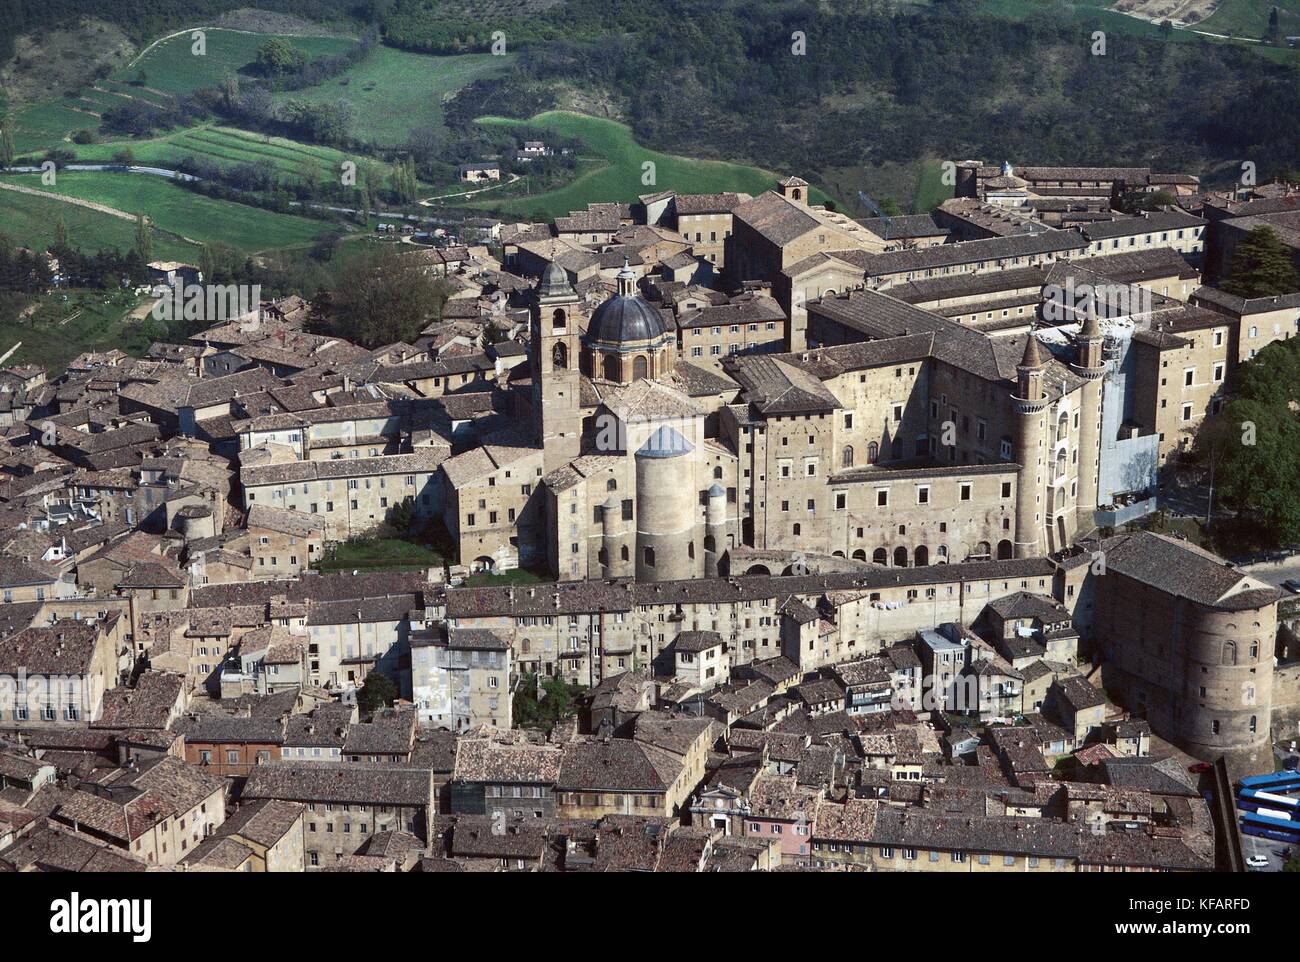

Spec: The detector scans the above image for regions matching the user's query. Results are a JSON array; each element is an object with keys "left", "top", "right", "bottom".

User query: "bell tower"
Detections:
[{"left": 531, "top": 262, "right": 583, "bottom": 474}]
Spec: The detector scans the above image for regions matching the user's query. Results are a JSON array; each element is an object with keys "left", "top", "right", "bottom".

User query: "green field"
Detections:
[
  {"left": 1199, "top": 0, "right": 1300, "bottom": 38},
  {"left": 912, "top": 159, "right": 955, "bottom": 213},
  {"left": 116, "top": 29, "right": 356, "bottom": 96},
  {"left": 314, "top": 538, "right": 444, "bottom": 572},
  {"left": 8, "top": 102, "right": 102, "bottom": 154},
  {"left": 469, "top": 111, "right": 834, "bottom": 219},
  {"left": 0, "top": 290, "right": 158, "bottom": 373},
  {"left": 271, "top": 46, "right": 516, "bottom": 147},
  {"left": 974, "top": 0, "right": 1299, "bottom": 60},
  {"left": 2, "top": 172, "right": 335, "bottom": 252},
  {"left": 0, "top": 187, "right": 195, "bottom": 260},
  {"left": 66, "top": 125, "right": 360, "bottom": 182}
]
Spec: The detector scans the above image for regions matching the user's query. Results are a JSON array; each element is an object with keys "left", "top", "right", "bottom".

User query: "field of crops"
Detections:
[
  {"left": 470, "top": 111, "right": 832, "bottom": 219},
  {"left": 2, "top": 172, "right": 334, "bottom": 252},
  {"left": 270, "top": 46, "right": 515, "bottom": 147},
  {"left": 68, "top": 126, "right": 357, "bottom": 182}
]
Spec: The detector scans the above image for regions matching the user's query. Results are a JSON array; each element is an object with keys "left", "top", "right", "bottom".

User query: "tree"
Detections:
[
  {"left": 313, "top": 245, "right": 449, "bottom": 347},
  {"left": 356, "top": 672, "right": 398, "bottom": 717},
  {"left": 133, "top": 214, "right": 153, "bottom": 265},
  {"left": 1199, "top": 337, "right": 1300, "bottom": 546},
  {"left": 52, "top": 216, "right": 69, "bottom": 253},
  {"left": 1222, "top": 226, "right": 1300, "bottom": 298},
  {"left": 0, "top": 118, "right": 14, "bottom": 169},
  {"left": 255, "top": 38, "right": 308, "bottom": 77},
  {"left": 387, "top": 496, "right": 415, "bottom": 533},
  {"left": 512, "top": 672, "right": 583, "bottom": 732}
]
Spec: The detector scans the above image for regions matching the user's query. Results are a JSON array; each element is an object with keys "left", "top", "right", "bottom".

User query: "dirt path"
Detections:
[
  {"left": 0, "top": 180, "right": 202, "bottom": 245},
  {"left": 419, "top": 173, "right": 522, "bottom": 206}
]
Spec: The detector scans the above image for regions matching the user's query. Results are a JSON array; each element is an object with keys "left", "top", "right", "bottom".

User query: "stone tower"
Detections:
[
  {"left": 635, "top": 424, "right": 700, "bottom": 582},
  {"left": 1072, "top": 308, "right": 1106, "bottom": 530},
  {"left": 531, "top": 261, "right": 583, "bottom": 475},
  {"left": 1013, "top": 334, "right": 1049, "bottom": 558},
  {"left": 777, "top": 175, "right": 809, "bottom": 205}
]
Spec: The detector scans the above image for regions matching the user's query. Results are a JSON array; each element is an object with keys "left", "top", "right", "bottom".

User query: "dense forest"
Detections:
[{"left": 444, "top": 0, "right": 1300, "bottom": 182}]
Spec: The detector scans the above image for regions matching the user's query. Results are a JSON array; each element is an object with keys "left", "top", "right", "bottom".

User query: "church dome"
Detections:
[
  {"left": 586, "top": 293, "right": 667, "bottom": 345},
  {"left": 585, "top": 259, "right": 668, "bottom": 346}
]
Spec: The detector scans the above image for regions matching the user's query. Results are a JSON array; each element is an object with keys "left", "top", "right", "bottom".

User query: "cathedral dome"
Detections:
[
  {"left": 585, "top": 259, "right": 668, "bottom": 347},
  {"left": 586, "top": 293, "right": 667, "bottom": 345}
]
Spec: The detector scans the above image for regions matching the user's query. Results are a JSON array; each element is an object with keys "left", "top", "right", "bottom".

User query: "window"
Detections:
[
  {"left": 876, "top": 489, "right": 888, "bottom": 507},
  {"left": 960, "top": 482, "right": 972, "bottom": 502}
]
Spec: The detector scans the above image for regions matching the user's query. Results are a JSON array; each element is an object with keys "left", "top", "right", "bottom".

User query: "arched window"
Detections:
[
  {"left": 793, "top": 523, "right": 801, "bottom": 536},
  {"left": 704, "top": 535, "right": 715, "bottom": 553},
  {"left": 1222, "top": 641, "right": 1237, "bottom": 666},
  {"left": 603, "top": 353, "right": 620, "bottom": 382},
  {"left": 873, "top": 548, "right": 888, "bottom": 565},
  {"left": 643, "top": 546, "right": 655, "bottom": 568},
  {"left": 914, "top": 545, "right": 928, "bottom": 566},
  {"left": 522, "top": 639, "right": 531, "bottom": 654},
  {"left": 867, "top": 441, "right": 879, "bottom": 464},
  {"left": 552, "top": 308, "right": 567, "bottom": 331},
  {"left": 552, "top": 342, "right": 568, "bottom": 369},
  {"left": 620, "top": 545, "right": 629, "bottom": 562},
  {"left": 974, "top": 541, "right": 991, "bottom": 559},
  {"left": 792, "top": 188, "right": 802, "bottom": 201},
  {"left": 997, "top": 540, "right": 1013, "bottom": 560},
  {"left": 606, "top": 478, "right": 617, "bottom": 491},
  {"left": 713, "top": 466, "right": 723, "bottom": 479},
  {"left": 937, "top": 545, "right": 948, "bottom": 562},
  {"left": 842, "top": 445, "right": 854, "bottom": 468},
  {"left": 893, "top": 546, "right": 908, "bottom": 567},
  {"left": 852, "top": 549, "right": 867, "bottom": 561},
  {"left": 633, "top": 355, "right": 648, "bottom": 380}
]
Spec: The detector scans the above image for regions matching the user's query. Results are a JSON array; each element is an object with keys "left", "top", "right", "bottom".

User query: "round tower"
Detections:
[
  {"left": 1013, "top": 334, "right": 1049, "bottom": 558},
  {"left": 704, "top": 482, "right": 726, "bottom": 578},
  {"left": 1179, "top": 597, "right": 1276, "bottom": 768},
  {"left": 1072, "top": 309, "right": 1106, "bottom": 527},
  {"left": 599, "top": 495, "right": 633, "bottom": 579},
  {"left": 635, "top": 425, "right": 698, "bottom": 582}
]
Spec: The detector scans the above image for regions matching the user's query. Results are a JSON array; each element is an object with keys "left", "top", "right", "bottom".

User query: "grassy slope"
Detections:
[
  {"left": 116, "top": 29, "right": 355, "bottom": 96},
  {"left": 0, "top": 290, "right": 156, "bottom": 373},
  {"left": 1198, "top": 0, "right": 1300, "bottom": 37},
  {"left": 64, "top": 126, "right": 357, "bottom": 182},
  {"left": 0, "top": 187, "right": 195, "bottom": 260},
  {"left": 912, "top": 159, "right": 955, "bottom": 213},
  {"left": 271, "top": 46, "right": 516, "bottom": 147},
  {"left": 9, "top": 30, "right": 356, "bottom": 154},
  {"left": 2, "top": 172, "right": 332, "bottom": 252},
  {"left": 469, "top": 111, "right": 834, "bottom": 219},
  {"left": 977, "top": 0, "right": 1299, "bottom": 61}
]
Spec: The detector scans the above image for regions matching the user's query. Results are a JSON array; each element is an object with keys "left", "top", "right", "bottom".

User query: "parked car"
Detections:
[
  {"left": 1188, "top": 762, "right": 1212, "bottom": 774},
  {"left": 1246, "top": 855, "right": 1270, "bottom": 868},
  {"left": 1281, "top": 579, "right": 1300, "bottom": 594},
  {"left": 1285, "top": 755, "right": 1300, "bottom": 771}
]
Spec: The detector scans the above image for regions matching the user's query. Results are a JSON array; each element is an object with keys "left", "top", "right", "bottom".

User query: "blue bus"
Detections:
[
  {"left": 1241, "top": 822, "right": 1300, "bottom": 844},
  {"left": 1239, "top": 771, "right": 1300, "bottom": 792},
  {"left": 1241, "top": 788, "right": 1300, "bottom": 811},
  {"left": 1241, "top": 810, "right": 1300, "bottom": 835}
]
